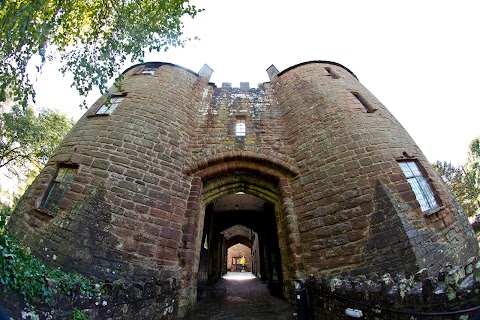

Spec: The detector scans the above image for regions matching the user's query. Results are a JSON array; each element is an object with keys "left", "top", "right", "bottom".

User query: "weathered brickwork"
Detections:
[
  {"left": 190, "top": 81, "right": 292, "bottom": 161},
  {"left": 7, "top": 61, "right": 479, "bottom": 318},
  {"left": 269, "top": 62, "right": 478, "bottom": 276}
]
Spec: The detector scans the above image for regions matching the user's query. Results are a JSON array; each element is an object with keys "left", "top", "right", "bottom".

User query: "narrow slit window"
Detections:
[
  {"left": 235, "top": 118, "right": 246, "bottom": 137},
  {"left": 351, "top": 91, "right": 375, "bottom": 113},
  {"left": 325, "top": 67, "right": 340, "bottom": 79},
  {"left": 96, "top": 96, "right": 125, "bottom": 115},
  {"left": 40, "top": 166, "right": 77, "bottom": 212},
  {"left": 399, "top": 161, "right": 439, "bottom": 212}
]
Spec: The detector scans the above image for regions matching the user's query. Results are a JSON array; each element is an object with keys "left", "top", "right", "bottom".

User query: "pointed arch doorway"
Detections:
[{"left": 179, "top": 154, "right": 304, "bottom": 316}]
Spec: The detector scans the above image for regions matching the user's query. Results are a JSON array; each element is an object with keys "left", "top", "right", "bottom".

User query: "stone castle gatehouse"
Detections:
[{"left": 8, "top": 61, "right": 479, "bottom": 318}]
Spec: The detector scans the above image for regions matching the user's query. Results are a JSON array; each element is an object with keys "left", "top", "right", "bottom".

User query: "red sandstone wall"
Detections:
[
  {"left": 271, "top": 62, "right": 478, "bottom": 276},
  {"left": 8, "top": 63, "right": 210, "bottom": 281},
  {"left": 7, "top": 61, "right": 479, "bottom": 317},
  {"left": 189, "top": 81, "right": 293, "bottom": 167}
]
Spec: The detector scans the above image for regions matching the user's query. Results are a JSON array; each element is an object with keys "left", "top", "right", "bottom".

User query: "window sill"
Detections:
[
  {"left": 424, "top": 205, "right": 445, "bottom": 216},
  {"left": 35, "top": 207, "right": 57, "bottom": 217},
  {"left": 87, "top": 113, "right": 110, "bottom": 118}
]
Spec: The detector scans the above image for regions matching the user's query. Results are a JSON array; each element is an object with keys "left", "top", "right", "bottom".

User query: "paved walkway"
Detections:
[{"left": 184, "top": 272, "right": 298, "bottom": 320}]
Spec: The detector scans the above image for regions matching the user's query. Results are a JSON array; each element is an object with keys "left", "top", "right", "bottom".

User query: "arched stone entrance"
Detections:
[
  {"left": 200, "top": 195, "right": 283, "bottom": 298},
  {"left": 223, "top": 225, "right": 253, "bottom": 273},
  {"left": 178, "top": 153, "right": 303, "bottom": 316}
]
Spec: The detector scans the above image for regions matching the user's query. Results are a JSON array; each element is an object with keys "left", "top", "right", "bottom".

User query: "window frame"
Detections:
[
  {"left": 398, "top": 160, "right": 441, "bottom": 214},
  {"left": 235, "top": 118, "right": 246, "bottom": 137},
  {"left": 95, "top": 95, "right": 125, "bottom": 115},
  {"left": 137, "top": 65, "right": 157, "bottom": 75},
  {"left": 40, "top": 165, "right": 78, "bottom": 213}
]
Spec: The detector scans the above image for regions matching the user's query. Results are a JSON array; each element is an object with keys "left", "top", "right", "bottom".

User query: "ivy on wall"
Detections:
[{"left": 0, "top": 217, "right": 99, "bottom": 317}]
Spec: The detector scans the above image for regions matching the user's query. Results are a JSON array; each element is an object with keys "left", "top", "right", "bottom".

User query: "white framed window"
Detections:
[
  {"left": 399, "top": 161, "right": 439, "bottom": 212},
  {"left": 137, "top": 65, "right": 157, "bottom": 75},
  {"left": 235, "top": 118, "right": 246, "bottom": 137},
  {"left": 139, "top": 67, "right": 156, "bottom": 75},
  {"left": 96, "top": 96, "right": 125, "bottom": 115}
]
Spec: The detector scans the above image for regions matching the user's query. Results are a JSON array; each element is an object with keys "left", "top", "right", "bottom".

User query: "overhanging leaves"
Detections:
[{"left": 0, "top": 0, "right": 202, "bottom": 108}]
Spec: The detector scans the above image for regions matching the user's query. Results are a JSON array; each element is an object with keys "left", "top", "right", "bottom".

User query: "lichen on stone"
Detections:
[{"left": 330, "top": 276, "right": 342, "bottom": 292}]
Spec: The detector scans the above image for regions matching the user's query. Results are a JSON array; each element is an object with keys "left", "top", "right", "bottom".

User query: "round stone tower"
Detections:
[
  {"left": 268, "top": 62, "right": 478, "bottom": 276},
  {"left": 8, "top": 61, "right": 478, "bottom": 318}
]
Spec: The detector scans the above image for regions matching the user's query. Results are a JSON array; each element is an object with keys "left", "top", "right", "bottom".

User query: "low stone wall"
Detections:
[
  {"left": 0, "top": 277, "right": 178, "bottom": 320},
  {"left": 305, "top": 256, "right": 480, "bottom": 319}
]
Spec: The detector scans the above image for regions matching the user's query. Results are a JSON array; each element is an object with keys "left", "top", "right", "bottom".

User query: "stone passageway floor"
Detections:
[{"left": 184, "top": 272, "right": 298, "bottom": 320}]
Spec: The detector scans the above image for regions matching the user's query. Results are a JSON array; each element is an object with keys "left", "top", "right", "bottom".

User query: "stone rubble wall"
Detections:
[
  {"left": 305, "top": 256, "right": 480, "bottom": 319},
  {"left": 0, "top": 277, "right": 178, "bottom": 320}
]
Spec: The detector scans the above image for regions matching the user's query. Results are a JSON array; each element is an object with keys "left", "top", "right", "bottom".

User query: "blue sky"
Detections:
[{"left": 31, "top": 0, "right": 480, "bottom": 165}]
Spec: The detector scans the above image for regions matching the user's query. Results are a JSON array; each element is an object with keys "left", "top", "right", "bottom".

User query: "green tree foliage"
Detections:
[
  {"left": 0, "top": 203, "right": 10, "bottom": 234},
  {"left": 466, "top": 137, "right": 480, "bottom": 217},
  {"left": 466, "top": 137, "right": 480, "bottom": 186},
  {"left": 433, "top": 142, "right": 480, "bottom": 217},
  {"left": 0, "top": 105, "right": 74, "bottom": 187},
  {"left": 0, "top": 0, "right": 202, "bottom": 107}
]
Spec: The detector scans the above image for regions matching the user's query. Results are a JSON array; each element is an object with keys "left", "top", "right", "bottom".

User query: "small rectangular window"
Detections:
[
  {"left": 235, "top": 119, "right": 246, "bottom": 137},
  {"left": 137, "top": 65, "right": 157, "bottom": 75},
  {"left": 139, "top": 67, "right": 156, "bottom": 75},
  {"left": 41, "top": 166, "right": 77, "bottom": 212},
  {"left": 399, "top": 161, "right": 439, "bottom": 212},
  {"left": 351, "top": 91, "right": 375, "bottom": 113},
  {"left": 96, "top": 96, "right": 124, "bottom": 115}
]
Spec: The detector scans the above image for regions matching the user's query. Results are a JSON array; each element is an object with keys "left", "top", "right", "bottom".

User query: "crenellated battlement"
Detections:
[{"left": 219, "top": 82, "right": 266, "bottom": 90}]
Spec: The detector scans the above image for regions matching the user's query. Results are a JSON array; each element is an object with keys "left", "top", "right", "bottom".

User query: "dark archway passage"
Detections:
[
  {"left": 196, "top": 193, "right": 285, "bottom": 300},
  {"left": 224, "top": 225, "right": 253, "bottom": 272},
  {"left": 179, "top": 156, "right": 304, "bottom": 316}
]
